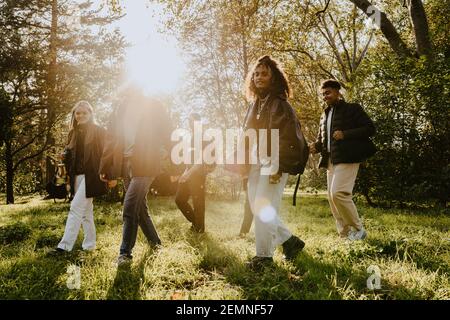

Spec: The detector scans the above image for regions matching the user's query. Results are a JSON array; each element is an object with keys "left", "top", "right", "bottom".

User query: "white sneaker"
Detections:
[{"left": 348, "top": 228, "right": 367, "bottom": 241}]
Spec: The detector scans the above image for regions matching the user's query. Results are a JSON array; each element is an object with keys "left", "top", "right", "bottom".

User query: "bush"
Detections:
[
  {"left": 0, "top": 222, "right": 32, "bottom": 244},
  {"left": 353, "top": 53, "right": 450, "bottom": 207}
]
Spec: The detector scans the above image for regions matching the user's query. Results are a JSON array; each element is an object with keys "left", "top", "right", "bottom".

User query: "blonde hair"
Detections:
[{"left": 69, "top": 100, "right": 95, "bottom": 131}]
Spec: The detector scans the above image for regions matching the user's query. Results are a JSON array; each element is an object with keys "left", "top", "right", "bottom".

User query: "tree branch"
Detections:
[
  {"left": 315, "top": 0, "right": 332, "bottom": 16},
  {"left": 348, "top": 0, "right": 412, "bottom": 57}
]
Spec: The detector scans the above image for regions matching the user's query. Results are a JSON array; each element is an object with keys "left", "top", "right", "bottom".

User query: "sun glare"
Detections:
[
  {"left": 110, "top": 0, "right": 186, "bottom": 95},
  {"left": 126, "top": 39, "right": 185, "bottom": 95}
]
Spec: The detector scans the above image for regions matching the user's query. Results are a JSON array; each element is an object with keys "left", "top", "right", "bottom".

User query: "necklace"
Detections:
[{"left": 256, "top": 95, "right": 270, "bottom": 120}]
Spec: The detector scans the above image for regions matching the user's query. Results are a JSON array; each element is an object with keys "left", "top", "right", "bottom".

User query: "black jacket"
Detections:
[
  {"left": 243, "top": 94, "right": 309, "bottom": 175},
  {"left": 64, "top": 123, "right": 108, "bottom": 198},
  {"left": 314, "top": 100, "right": 376, "bottom": 168}
]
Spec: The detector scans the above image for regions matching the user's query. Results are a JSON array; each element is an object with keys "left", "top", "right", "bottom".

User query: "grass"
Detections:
[{"left": 0, "top": 193, "right": 448, "bottom": 300}]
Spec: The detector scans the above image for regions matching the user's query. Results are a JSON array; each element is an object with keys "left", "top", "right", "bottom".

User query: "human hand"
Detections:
[
  {"left": 107, "top": 180, "right": 117, "bottom": 188},
  {"left": 269, "top": 172, "right": 282, "bottom": 184},
  {"left": 333, "top": 130, "right": 344, "bottom": 140}
]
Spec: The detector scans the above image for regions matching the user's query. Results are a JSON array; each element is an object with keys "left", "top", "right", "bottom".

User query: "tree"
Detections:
[
  {"left": 346, "top": 0, "right": 431, "bottom": 58},
  {"left": 0, "top": 0, "right": 126, "bottom": 204}
]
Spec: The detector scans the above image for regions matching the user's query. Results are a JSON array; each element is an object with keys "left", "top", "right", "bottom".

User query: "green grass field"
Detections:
[{"left": 0, "top": 193, "right": 448, "bottom": 300}]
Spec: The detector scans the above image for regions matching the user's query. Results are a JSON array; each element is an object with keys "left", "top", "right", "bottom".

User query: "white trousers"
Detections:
[
  {"left": 57, "top": 175, "right": 96, "bottom": 251},
  {"left": 247, "top": 165, "right": 292, "bottom": 257}
]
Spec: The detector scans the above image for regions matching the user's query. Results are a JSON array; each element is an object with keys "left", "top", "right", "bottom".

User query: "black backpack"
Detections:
[{"left": 45, "top": 163, "right": 69, "bottom": 202}]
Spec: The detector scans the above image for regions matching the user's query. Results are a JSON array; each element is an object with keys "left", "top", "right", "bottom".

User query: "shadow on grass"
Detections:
[
  {"left": 106, "top": 248, "right": 158, "bottom": 300},
  {"left": 365, "top": 238, "right": 450, "bottom": 275},
  {"left": 183, "top": 231, "right": 349, "bottom": 299},
  {"left": 0, "top": 251, "right": 83, "bottom": 299}
]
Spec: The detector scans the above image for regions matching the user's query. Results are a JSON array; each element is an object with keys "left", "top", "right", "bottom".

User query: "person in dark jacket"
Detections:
[
  {"left": 53, "top": 101, "right": 108, "bottom": 253},
  {"left": 310, "top": 79, "right": 376, "bottom": 241},
  {"left": 241, "top": 55, "right": 307, "bottom": 270},
  {"left": 98, "top": 86, "right": 173, "bottom": 266},
  {"left": 175, "top": 112, "right": 215, "bottom": 233}
]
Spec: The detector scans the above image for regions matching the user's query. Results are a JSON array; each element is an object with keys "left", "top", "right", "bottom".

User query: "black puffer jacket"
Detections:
[
  {"left": 314, "top": 100, "right": 376, "bottom": 168},
  {"left": 243, "top": 94, "right": 309, "bottom": 175}
]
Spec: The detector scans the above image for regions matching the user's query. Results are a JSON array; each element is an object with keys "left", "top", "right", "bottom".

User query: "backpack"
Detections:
[{"left": 45, "top": 163, "right": 70, "bottom": 202}]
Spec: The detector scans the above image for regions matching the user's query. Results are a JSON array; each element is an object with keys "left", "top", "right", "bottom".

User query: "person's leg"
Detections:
[
  {"left": 81, "top": 195, "right": 95, "bottom": 250},
  {"left": 136, "top": 176, "right": 161, "bottom": 245},
  {"left": 327, "top": 160, "right": 349, "bottom": 237},
  {"left": 252, "top": 170, "right": 291, "bottom": 257},
  {"left": 190, "top": 173, "right": 206, "bottom": 232},
  {"left": 120, "top": 168, "right": 151, "bottom": 257},
  {"left": 330, "top": 163, "right": 363, "bottom": 232},
  {"left": 58, "top": 175, "right": 88, "bottom": 251},
  {"left": 239, "top": 189, "right": 253, "bottom": 235},
  {"left": 175, "top": 181, "right": 194, "bottom": 224}
]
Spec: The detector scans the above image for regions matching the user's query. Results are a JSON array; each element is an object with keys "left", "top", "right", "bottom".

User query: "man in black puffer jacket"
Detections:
[{"left": 310, "top": 80, "right": 376, "bottom": 241}]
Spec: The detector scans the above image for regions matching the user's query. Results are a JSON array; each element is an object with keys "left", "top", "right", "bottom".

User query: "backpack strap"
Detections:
[{"left": 293, "top": 174, "right": 301, "bottom": 206}]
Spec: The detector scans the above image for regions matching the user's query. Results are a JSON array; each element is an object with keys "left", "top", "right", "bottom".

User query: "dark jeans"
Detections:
[
  {"left": 120, "top": 160, "right": 161, "bottom": 257},
  {"left": 175, "top": 172, "right": 206, "bottom": 232}
]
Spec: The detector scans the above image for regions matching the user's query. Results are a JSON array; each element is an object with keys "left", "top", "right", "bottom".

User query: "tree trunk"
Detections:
[
  {"left": 349, "top": 0, "right": 411, "bottom": 57},
  {"left": 408, "top": 0, "right": 432, "bottom": 57},
  {"left": 5, "top": 139, "right": 14, "bottom": 204},
  {"left": 45, "top": 0, "right": 58, "bottom": 183}
]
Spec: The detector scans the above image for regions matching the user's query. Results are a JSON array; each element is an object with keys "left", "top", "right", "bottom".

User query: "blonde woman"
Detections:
[{"left": 52, "top": 101, "right": 108, "bottom": 254}]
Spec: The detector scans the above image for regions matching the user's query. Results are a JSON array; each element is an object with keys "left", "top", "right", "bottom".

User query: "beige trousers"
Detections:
[{"left": 327, "top": 159, "right": 363, "bottom": 237}]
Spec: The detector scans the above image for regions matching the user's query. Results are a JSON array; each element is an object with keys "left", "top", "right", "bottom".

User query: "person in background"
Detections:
[
  {"left": 238, "top": 178, "right": 253, "bottom": 237},
  {"left": 175, "top": 112, "right": 215, "bottom": 234}
]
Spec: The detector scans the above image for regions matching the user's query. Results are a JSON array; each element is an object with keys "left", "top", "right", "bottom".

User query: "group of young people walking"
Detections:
[{"left": 52, "top": 55, "right": 376, "bottom": 271}]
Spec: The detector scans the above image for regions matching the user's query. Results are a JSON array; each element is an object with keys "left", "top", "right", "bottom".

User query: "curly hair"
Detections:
[{"left": 244, "top": 55, "right": 291, "bottom": 101}]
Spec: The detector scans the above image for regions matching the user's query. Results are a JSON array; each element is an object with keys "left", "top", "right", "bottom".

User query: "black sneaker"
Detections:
[
  {"left": 48, "top": 247, "right": 67, "bottom": 257},
  {"left": 282, "top": 235, "right": 305, "bottom": 261},
  {"left": 246, "top": 256, "right": 274, "bottom": 271}
]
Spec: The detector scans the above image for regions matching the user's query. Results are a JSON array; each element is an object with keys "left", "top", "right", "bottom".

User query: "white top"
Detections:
[{"left": 326, "top": 107, "right": 334, "bottom": 153}]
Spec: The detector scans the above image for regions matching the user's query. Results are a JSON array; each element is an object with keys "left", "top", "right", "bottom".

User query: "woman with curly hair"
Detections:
[{"left": 242, "top": 55, "right": 307, "bottom": 270}]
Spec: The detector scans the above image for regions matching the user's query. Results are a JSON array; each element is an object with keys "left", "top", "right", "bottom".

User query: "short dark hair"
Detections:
[{"left": 321, "top": 79, "right": 341, "bottom": 90}]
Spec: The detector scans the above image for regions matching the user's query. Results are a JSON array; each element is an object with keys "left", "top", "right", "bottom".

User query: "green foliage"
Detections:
[
  {"left": 0, "top": 222, "right": 32, "bottom": 244},
  {"left": 0, "top": 0, "right": 126, "bottom": 203},
  {"left": 354, "top": 52, "right": 450, "bottom": 206}
]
